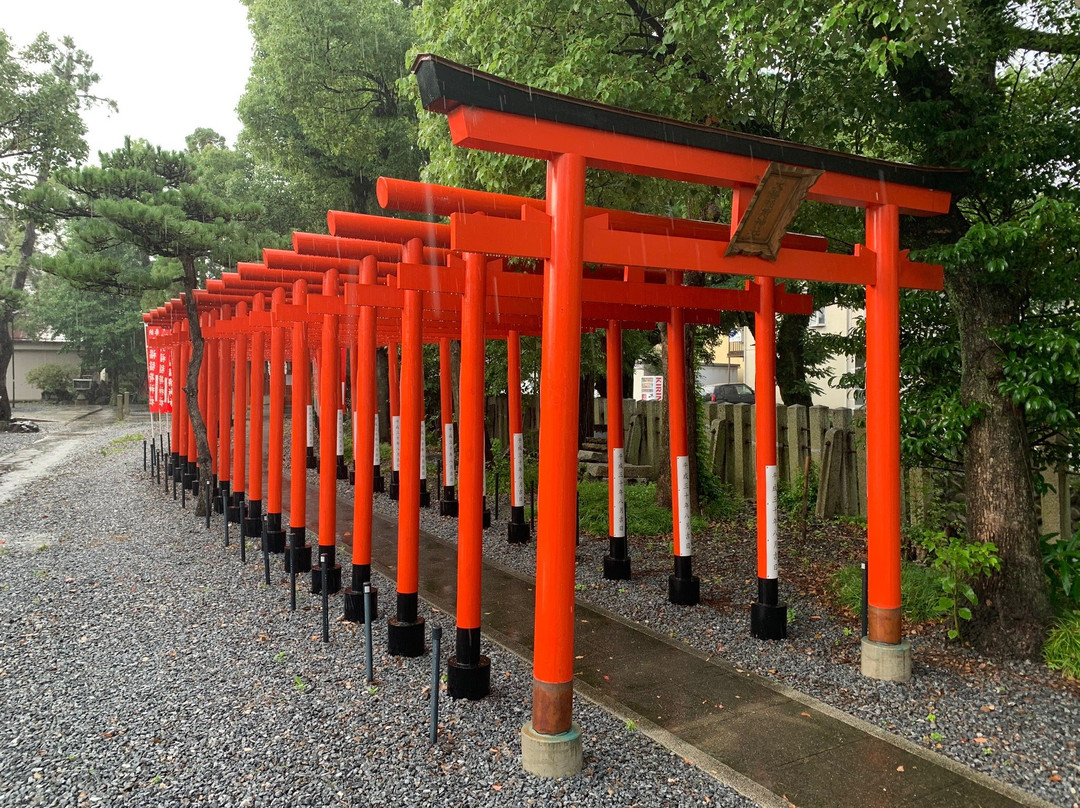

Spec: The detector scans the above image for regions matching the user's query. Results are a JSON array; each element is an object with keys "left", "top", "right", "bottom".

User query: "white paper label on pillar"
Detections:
[
  {"left": 612, "top": 447, "right": 625, "bottom": 538},
  {"left": 766, "top": 464, "right": 778, "bottom": 579},
  {"left": 444, "top": 423, "right": 455, "bottom": 486},
  {"left": 306, "top": 405, "right": 314, "bottom": 447},
  {"left": 512, "top": 432, "right": 525, "bottom": 508},
  {"left": 336, "top": 411, "right": 344, "bottom": 456},
  {"left": 677, "top": 455, "right": 691, "bottom": 557},
  {"left": 419, "top": 421, "right": 427, "bottom": 480},
  {"left": 391, "top": 415, "right": 401, "bottom": 471},
  {"left": 373, "top": 414, "right": 381, "bottom": 465}
]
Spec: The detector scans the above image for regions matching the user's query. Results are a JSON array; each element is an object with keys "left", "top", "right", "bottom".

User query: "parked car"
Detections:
[{"left": 703, "top": 383, "right": 755, "bottom": 404}]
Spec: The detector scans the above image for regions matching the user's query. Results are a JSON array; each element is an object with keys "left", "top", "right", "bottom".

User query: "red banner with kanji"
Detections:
[{"left": 145, "top": 326, "right": 173, "bottom": 414}]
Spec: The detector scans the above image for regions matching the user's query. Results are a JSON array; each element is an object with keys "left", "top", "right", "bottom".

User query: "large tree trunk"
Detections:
[
  {"left": 180, "top": 255, "right": 213, "bottom": 517},
  {"left": 946, "top": 270, "right": 1051, "bottom": 658}
]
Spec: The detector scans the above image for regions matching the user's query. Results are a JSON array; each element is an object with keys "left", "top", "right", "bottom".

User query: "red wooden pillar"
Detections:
[
  {"left": 306, "top": 351, "right": 317, "bottom": 471},
  {"left": 287, "top": 281, "right": 313, "bottom": 579},
  {"left": 387, "top": 338, "right": 401, "bottom": 500},
  {"left": 336, "top": 346, "right": 348, "bottom": 481},
  {"left": 506, "top": 329, "right": 530, "bottom": 543},
  {"left": 313, "top": 269, "right": 343, "bottom": 595},
  {"left": 217, "top": 306, "right": 233, "bottom": 514},
  {"left": 168, "top": 322, "right": 181, "bottom": 478},
  {"left": 525, "top": 152, "right": 586, "bottom": 773},
  {"left": 602, "top": 321, "right": 629, "bottom": 578},
  {"left": 388, "top": 242, "right": 426, "bottom": 657},
  {"left": 205, "top": 311, "right": 219, "bottom": 492},
  {"left": 751, "top": 276, "right": 787, "bottom": 638},
  {"left": 229, "top": 301, "right": 249, "bottom": 525},
  {"left": 437, "top": 337, "right": 458, "bottom": 517},
  {"left": 197, "top": 313, "right": 210, "bottom": 495},
  {"left": 667, "top": 274, "right": 699, "bottom": 606},
  {"left": 448, "top": 251, "right": 491, "bottom": 698},
  {"left": 344, "top": 255, "right": 379, "bottom": 622},
  {"left": 184, "top": 331, "right": 197, "bottom": 491},
  {"left": 863, "top": 203, "right": 909, "bottom": 679},
  {"left": 265, "top": 287, "right": 287, "bottom": 553},
  {"left": 245, "top": 293, "right": 267, "bottom": 541}
]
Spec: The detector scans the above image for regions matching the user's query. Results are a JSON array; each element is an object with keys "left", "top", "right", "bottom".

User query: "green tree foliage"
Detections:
[
  {"left": 27, "top": 138, "right": 261, "bottom": 508},
  {"left": 26, "top": 249, "right": 150, "bottom": 396},
  {"left": 0, "top": 30, "right": 110, "bottom": 421},
  {"left": 416, "top": 0, "right": 1080, "bottom": 656},
  {"left": 238, "top": 0, "right": 423, "bottom": 215}
]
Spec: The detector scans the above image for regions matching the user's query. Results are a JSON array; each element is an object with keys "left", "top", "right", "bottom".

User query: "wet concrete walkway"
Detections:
[{"left": 273, "top": 469, "right": 1047, "bottom": 808}]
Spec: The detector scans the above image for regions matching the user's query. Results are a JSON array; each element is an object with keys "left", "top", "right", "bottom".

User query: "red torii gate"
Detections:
[{"left": 412, "top": 54, "right": 963, "bottom": 776}]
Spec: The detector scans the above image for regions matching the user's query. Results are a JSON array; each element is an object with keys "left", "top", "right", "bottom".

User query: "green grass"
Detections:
[
  {"left": 576, "top": 480, "right": 718, "bottom": 538},
  {"left": 1044, "top": 611, "right": 1080, "bottom": 680},
  {"left": 830, "top": 561, "right": 944, "bottom": 623}
]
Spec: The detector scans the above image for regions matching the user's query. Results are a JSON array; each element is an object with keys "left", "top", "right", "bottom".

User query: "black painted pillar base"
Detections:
[
  {"left": 171, "top": 453, "right": 182, "bottom": 482},
  {"left": 751, "top": 577, "right": 787, "bottom": 640},
  {"left": 482, "top": 497, "right": 491, "bottom": 530},
  {"left": 388, "top": 470, "right": 399, "bottom": 500},
  {"left": 336, "top": 455, "right": 348, "bottom": 480},
  {"left": 215, "top": 481, "right": 230, "bottom": 514},
  {"left": 387, "top": 617, "right": 425, "bottom": 657},
  {"left": 508, "top": 505, "right": 531, "bottom": 544},
  {"left": 284, "top": 527, "right": 311, "bottom": 574},
  {"left": 243, "top": 499, "right": 262, "bottom": 538},
  {"left": 310, "top": 564, "right": 342, "bottom": 595},
  {"left": 186, "top": 462, "right": 199, "bottom": 493},
  {"left": 306, "top": 446, "right": 317, "bottom": 470},
  {"left": 348, "top": 469, "right": 355, "bottom": 486},
  {"left": 227, "top": 491, "right": 245, "bottom": 524},
  {"left": 668, "top": 555, "right": 700, "bottom": 606},
  {"left": 419, "top": 479, "right": 430, "bottom": 508},
  {"left": 265, "top": 513, "right": 286, "bottom": 553},
  {"left": 343, "top": 585, "right": 379, "bottom": 622},
  {"left": 603, "top": 536, "right": 631, "bottom": 580},
  {"left": 447, "top": 627, "right": 490, "bottom": 699},
  {"left": 439, "top": 486, "right": 458, "bottom": 517},
  {"left": 372, "top": 467, "right": 384, "bottom": 493},
  {"left": 447, "top": 655, "right": 491, "bottom": 700}
]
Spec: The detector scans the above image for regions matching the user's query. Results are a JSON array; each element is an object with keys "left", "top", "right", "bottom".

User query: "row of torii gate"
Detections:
[{"left": 143, "top": 57, "right": 963, "bottom": 776}]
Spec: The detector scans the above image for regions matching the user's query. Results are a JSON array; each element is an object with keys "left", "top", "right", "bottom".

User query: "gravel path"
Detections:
[
  {"left": 373, "top": 482, "right": 1080, "bottom": 808},
  {"left": 0, "top": 423, "right": 758, "bottom": 808}
]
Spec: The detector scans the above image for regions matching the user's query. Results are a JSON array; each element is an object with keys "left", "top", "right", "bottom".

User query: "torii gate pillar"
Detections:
[{"left": 862, "top": 203, "right": 911, "bottom": 681}]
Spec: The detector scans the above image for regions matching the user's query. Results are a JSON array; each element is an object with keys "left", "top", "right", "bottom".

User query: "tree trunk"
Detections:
[
  {"left": 946, "top": 270, "right": 1051, "bottom": 658},
  {"left": 180, "top": 255, "right": 213, "bottom": 516}
]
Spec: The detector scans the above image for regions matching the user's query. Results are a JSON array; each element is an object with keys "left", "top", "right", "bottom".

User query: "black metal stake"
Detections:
[
  {"left": 290, "top": 560, "right": 297, "bottom": 612},
  {"left": 205, "top": 484, "right": 211, "bottom": 530},
  {"left": 494, "top": 470, "right": 500, "bottom": 521},
  {"left": 430, "top": 625, "right": 442, "bottom": 745},
  {"left": 321, "top": 552, "right": 330, "bottom": 644},
  {"left": 180, "top": 474, "right": 186, "bottom": 508},
  {"left": 143, "top": 440, "right": 147, "bottom": 472},
  {"left": 861, "top": 561, "right": 869, "bottom": 638},
  {"left": 363, "top": 583, "right": 374, "bottom": 683},
  {"left": 223, "top": 492, "right": 230, "bottom": 548},
  {"left": 262, "top": 516, "right": 271, "bottom": 586},
  {"left": 436, "top": 458, "right": 442, "bottom": 502},
  {"left": 239, "top": 502, "right": 247, "bottom": 563}
]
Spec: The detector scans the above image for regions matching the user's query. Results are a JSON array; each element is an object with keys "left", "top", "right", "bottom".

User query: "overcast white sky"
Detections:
[{"left": 4, "top": 0, "right": 253, "bottom": 160}]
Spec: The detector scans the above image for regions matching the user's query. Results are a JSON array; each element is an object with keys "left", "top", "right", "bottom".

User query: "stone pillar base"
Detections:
[
  {"left": 521, "top": 721, "right": 582, "bottom": 779},
  {"left": 860, "top": 637, "right": 911, "bottom": 682}
]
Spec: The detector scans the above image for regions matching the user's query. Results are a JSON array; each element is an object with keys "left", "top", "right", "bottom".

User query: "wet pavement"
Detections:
[{"left": 277, "top": 468, "right": 1052, "bottom": 808}]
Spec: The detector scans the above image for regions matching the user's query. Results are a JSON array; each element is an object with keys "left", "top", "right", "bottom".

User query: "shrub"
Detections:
[
  {"left": 1043, "top": 528, "right": 1080, "bottom": 609},
  {"left": 26, "top": 363, "right": 73, "bottom": 399},
  {"left": 1044, "top": 611, "right": 1080, "bottom": 680},
  {"left": 831, "top": 561, "right": 945, "bottom": 624},
  {"left": 777, "top": 462, "right": 819, "bottom": 515},
  {"left": 919, "top": 531, "right": 1001, "bottom": 639}
]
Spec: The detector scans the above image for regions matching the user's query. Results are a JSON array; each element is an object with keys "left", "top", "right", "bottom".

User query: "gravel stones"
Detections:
[{"left": 0, "top": 421, "right": 756, "bottom": 808}]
